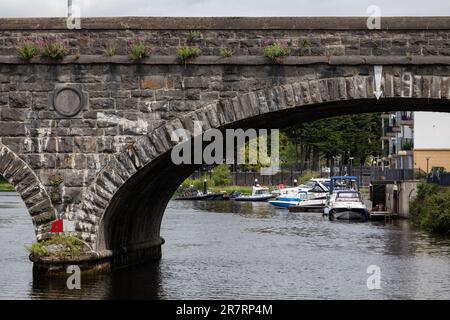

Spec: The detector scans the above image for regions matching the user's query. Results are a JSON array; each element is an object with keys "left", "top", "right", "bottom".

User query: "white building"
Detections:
[{"left": 381, "top": 111, "right": 414, "bottom": 169}]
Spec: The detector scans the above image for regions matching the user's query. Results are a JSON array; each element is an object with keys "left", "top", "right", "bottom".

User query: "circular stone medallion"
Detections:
[{"left": 53, "top": 87, "right": 83, "bottom": 117}]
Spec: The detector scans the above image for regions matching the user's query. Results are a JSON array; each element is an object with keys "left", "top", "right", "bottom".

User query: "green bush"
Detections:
[
  {"left": 298, "top": 171, "right": 320, "bottom": 184},
  {"left": 0, "top": 175, "right": 14, "bottom": 192},
  {"left": 264, "top": 41, "right": 290, "bottom": 63},
  {"left": 402, "top": 141, "right": 414, "bottom": 151},
  {"left": 415, "top": 169, "right": 428, "bottom": 180},
  {"left": 211, "top": 165, "right": 232, "bottom": 186},
  {"left": 103, "top": 45, "right": 117, "bottom": 57},
  {"left": 219, "top": 48, "right": 235, "bottom": 58},
  {"left": 17, "top": 42, "right": 39, "bottom": 61},
  {"left": 128, "top": 40, "right": 151, "bottom": 61},
  {"left": 181, "top": 178, "right": 207, "bottom": 191},
  {"left": 177, "top": 46, "right": 202, "bottom": 64},
  {"left": 41, "top": 41, "right": 69, "bottom": 60},
  {"left": 27, "top": 235, "right": 86, "bottom": 258},
  {"left": 27, "top": 243, "right": 48, "bottom": 257},
  {"left": 410, "top": 183, "right": 450, "bottom": 235},
  {"left": 187, "top": 31, "right": 202, "bottom": 42},
  {"left": 416, "top": 183, "right": 439, "bottom": 201}
]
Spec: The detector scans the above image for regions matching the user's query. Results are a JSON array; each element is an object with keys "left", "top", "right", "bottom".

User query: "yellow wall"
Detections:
[{"left": 414, "top": 149, "right": 450, "bottom": 172}]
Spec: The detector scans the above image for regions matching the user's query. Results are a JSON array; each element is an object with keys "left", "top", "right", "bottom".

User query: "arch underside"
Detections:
[
  {"left": 75, "top": 73, "right": 450, "bottom": 253},
  {"left": 0, "top": 143, "right": 55, "bottom": 240},
  {"left": 90, "top": 97, "right": 450, "bottom": 253}
]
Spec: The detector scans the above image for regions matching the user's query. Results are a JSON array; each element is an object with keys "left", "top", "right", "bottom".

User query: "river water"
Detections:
[{"left": 0, "top": 192, "right": 449, "bottom": 300}]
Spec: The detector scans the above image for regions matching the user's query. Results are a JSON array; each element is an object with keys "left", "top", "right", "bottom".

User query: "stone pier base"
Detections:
[{"left": 31, "top": 238, "right": 165, "bottom": 275}]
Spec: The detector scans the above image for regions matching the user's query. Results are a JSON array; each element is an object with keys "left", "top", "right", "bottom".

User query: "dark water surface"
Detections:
[{"left": 0, "top": 192, "right": 449, "bottom": 300}]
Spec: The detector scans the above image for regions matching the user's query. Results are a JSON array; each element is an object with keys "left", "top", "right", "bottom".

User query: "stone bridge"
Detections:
[{"left": 1, "top": 17, "right": 450, "bottom": 270}]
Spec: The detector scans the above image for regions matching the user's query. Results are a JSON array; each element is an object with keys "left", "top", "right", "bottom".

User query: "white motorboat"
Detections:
[
  {"left": 323, "top": 176, "right": 369, "bottom": 221},
  {"left": 233, "top": 185, "right": 275, "bottom": 202},
  {"left": 288, "top": 181, "right": 329, "bottom": 212},
  {"left": 270, "top": 178, "right": 330, "bottom": 209}
]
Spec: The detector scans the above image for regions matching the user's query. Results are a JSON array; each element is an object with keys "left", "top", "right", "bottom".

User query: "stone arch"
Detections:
[
  {"left": 0, "top": 143, "right": 56, "bottom": 240},
  {"left": 76, "top": 74, "right": 450, "bottom": 252}
]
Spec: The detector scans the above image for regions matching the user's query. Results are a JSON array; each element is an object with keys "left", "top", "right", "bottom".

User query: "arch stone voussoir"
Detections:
[{"left": 0, "top": 143, "right": 56, "bottom": 239}]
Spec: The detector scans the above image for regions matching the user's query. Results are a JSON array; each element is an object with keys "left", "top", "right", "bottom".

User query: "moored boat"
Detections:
[
  {"left": 269, "top": 190, "right": 309, "bottom": 208},
  {"left": 288, "top": 181, "right": 329, "bottom": 212},
  {"left": 233, "top": 185, "right": 275, "bottom": 202},
  {"left": 323, "top": 176, "right": 369, "bottom": 221}
]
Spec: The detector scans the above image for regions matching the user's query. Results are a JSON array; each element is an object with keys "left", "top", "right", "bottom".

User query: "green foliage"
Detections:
[
  {"left": 103, "top": 45, "right": 117, "bottom": 57},
  {"left": 410, "top": 183, "right": 450, "bottom": 235},
  {"left": 281, "top": 113, "right": 382, "bottom": 169},
  {"left": 187, "top": 31, "right": 202, "bottom": 42},
  {"left": 298, "top": 172, "right": 320, "bottom": 184},
  {"left": 17, "top": 42, "right": 39, "bottom": 61},
  {"left": 219, "top": 48, "right": 235, "bottom": 58},
  {"left": 129, "top": 40, "right": 151, "bottom": 61},
  {"left": 416, "top": 183, "right": 439, "bottom": 201},
  {"left": 211, "top": 165, "right": 232, "bottom": 186},
  {"left": 50, "top": 175, "right": 64, "bottom": 205},
  {"left": 51, "top": 192, "right": 62, "bottom": 204},
  {"left": 0, "top": 175, "right": 14, "bottom": 192},
  {"left": 181, "top": 178, "right": 206, "bottom": 191},
  {"left": 177, "top": 46, "right": 202, "bottom": 64},
  {"left": 415, "top": 169, "right": 428, "bottom": 180},
  {"left": 41, "top": 41, "right": 69, "bottom": 60},
  {"left": 27, "top": 235, "right": 86, "bottom": 258},
  {"left": 50, "top": 175, "right": 64, "bottom": 188},
  {"left": 264, "top": 42, "right": 290, "bottom": 63},
  {"left": 27, "top": 243, "right": 48, "bottom": 257},
  {"left": 402, "top": 141, "right": 414, "bottom": 151}
]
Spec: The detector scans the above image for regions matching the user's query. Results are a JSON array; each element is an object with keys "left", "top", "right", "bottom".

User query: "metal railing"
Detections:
[{"left": 428, "top": 172, "right": 450, "bottom": 186}]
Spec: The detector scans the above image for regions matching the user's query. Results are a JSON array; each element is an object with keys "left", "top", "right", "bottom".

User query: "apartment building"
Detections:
[{"left": 381, "top": 111, "right": 414, "bottom": 169}]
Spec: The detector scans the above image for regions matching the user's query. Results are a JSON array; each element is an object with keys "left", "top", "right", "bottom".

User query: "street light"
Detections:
[
  {"left": 426, "top": 156, "right": 431, "bottom": 174},
  {"left": 68, "top": 0, "right": 73, "bottom": 17},
  {"left": 349, "top": 157, "right": 354, "bottom": 176},
  {"left": 399, "top": 150, "right": 407, "bottom": 180}
]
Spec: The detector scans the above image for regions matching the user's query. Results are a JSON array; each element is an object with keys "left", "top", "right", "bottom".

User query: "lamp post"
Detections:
[
  {"left": 349, "top": 157, "right": 354, "bottom": 176},
  {"left": 426, "top": 156, "right": 431, "bottom": 174},
  {"left": 398, "top": 150, "right": 407, "bottom": 180},
  {"left": 68, "top": 0, "right": 73, "bottom": 17}
]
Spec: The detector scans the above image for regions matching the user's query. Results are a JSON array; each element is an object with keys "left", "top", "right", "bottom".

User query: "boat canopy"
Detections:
[{"left": 329, "top": 176, "right": 360, "bottom": 194}]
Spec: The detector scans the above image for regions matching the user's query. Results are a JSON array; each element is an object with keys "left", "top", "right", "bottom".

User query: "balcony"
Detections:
[
  {"left": 382, "top": 126, "right": 397, "bottom": 138},
  {"left": 399, "top": 111, "right": 414, "bottom": 126},
  {"left": 392, "top": 125, "right": 402, "bottom": 133}
]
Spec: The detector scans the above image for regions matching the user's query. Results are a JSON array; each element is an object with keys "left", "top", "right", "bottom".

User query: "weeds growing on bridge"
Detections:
[
  {"left": 264, "top": 41, "right": 291, "bottom": 63},
  {"left": 41, "top": 40, "right": 69, "bottom": 60},
  {"left": 219, "top": 48, "right": 235, "bottom": 58},
  {"left": 128, "top": 40, "right": 151, "bottom": 62},
  {"left": 103, "top": 44, "right": 117, "bottom": 57},
  {"left": 27, "top": 235, "right": 87, "bottom": 258},
  {"left": 177, "top": 46, "right": 202, "bottom": 64},
  {"left": 17, "top": 42, "right": 39, "bottom": 61},
  {"left": 187, "top": 31, "right": 202, "bottom": 42}
]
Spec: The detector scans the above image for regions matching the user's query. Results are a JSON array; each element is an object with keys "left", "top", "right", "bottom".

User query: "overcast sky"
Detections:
[{"left": 0, "top": 0, "right": 449, "bottom": 17}]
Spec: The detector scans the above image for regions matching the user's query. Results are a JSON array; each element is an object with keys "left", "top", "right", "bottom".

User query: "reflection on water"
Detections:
[{"left": 1, "top": 193, "right": 450, "bottom": 299}]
